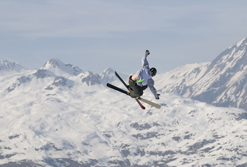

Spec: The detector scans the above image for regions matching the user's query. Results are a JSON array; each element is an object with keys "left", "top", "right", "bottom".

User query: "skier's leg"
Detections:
[
  {"left": 129, "top": 87, "right": 143, "bottom": 98},
  {"left": 126, "top": 76, "right": 133, "bottom": 91},
  {"left": 129, "top": 77, "right": 143, "bottom": 98},
  {"left": 142, "top": 85, "right": 148, "bottom": 91}
]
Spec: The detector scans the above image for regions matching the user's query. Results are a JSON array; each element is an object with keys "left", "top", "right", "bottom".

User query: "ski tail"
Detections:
[
  {"left": 135, "top": 98, "right": 145, "bottom": 109},
  {"left": 115, "top": 71, "right": 128, "bottom": 88},
  {"left": 107, "top": 83, "right": 128, "bottom": 95},
  {"left": 137, "top": 97, "right": 161, "bottom": 109}
]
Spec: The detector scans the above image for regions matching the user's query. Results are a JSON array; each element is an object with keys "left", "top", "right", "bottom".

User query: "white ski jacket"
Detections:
[{"left": 135, "top": 54, "right": 158, "bottom": 97}]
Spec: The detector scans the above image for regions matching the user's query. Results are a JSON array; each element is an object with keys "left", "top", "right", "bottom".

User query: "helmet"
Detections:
[{"left": 150, "top": 67, "right": 157, "bottom": 76}]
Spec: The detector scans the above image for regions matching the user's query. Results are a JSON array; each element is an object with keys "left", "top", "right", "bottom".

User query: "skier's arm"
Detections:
[
  {"left": 142, "top": 51, "right": 150, "bottom": 69},
  {"left": 147, "top": 79, "right": 159, "bottom": 98}
]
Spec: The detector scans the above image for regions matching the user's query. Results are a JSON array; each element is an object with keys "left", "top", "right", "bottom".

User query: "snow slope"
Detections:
[
  {"left": 156, "top": 62, "right": 210, "bottom": 97},
  {"left": 0, "top": 59, "right": 247, "bottom": 167},
  {"left": 156, "top": 37, "right": 247, "bottom": 111}
]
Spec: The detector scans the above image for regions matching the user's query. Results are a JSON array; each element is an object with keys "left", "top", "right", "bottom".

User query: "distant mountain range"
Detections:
[
  {"left": 5, "top": 36, "right": 247, "bottom": 112},
  {"left": 0, "top": 59, "right": 127, "bottom": 92},
  {"left": 1, "top": 38, "right": 247, "bottom": 166}
]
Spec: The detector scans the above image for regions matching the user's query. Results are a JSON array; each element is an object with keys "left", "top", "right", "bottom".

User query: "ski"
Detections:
[
  {"left": 135, "top": 98, "right": 145, "bottom": 109},
  {"left": 115, "top": 71, "right": 128, "bottom": 88},
  {"left": 107, "top": 83, "right": 160, "bottom": 109},
  {"left": 107, "top": 83, "right": 128, "bottom": 95},
  {"left": 136, "top": 97, "right": 161, "bottom": 109},
  {"left": 114, "top": 71, "right": 145, "bottom": 110}
]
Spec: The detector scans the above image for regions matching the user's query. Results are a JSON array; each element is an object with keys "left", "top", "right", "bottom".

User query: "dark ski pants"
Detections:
[{"left": 129, "top": 76, "right": 147, "bottom": 98}]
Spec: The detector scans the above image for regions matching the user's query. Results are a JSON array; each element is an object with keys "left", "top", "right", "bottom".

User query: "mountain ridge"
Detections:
[
  {"left": 0, "top": 60, "right": 26, "bottom": 72},
  {"left": 156, "top": 37, "right": 247, "bottom": 111},
  {"left": 41, "top": 58, "right": 83, "bottom": 77}
]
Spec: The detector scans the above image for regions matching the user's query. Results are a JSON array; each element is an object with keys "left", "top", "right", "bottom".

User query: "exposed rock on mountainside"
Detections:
[{"left": 80, "top": 71, "right": 101, "bottom": 86}]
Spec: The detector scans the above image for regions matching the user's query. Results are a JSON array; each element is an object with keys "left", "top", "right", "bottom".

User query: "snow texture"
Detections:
[
  {"left": 1, "top": 56, "right": 247, "bottom": 167},
  {"left": 156, "top": 37, "right": 247, "bottom": 111}
]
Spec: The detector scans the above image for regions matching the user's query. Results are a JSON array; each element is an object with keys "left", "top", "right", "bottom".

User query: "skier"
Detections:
[{"left": 127, "top": 50, "right": 160, "bottom": 100}]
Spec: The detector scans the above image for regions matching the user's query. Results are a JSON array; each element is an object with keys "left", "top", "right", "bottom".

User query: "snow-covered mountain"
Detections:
[
  {"left": 156, "top": 37, "right": 247, "bottom": 111},
  {"left": 80, "top": 71, "right": 101, "bottom": 86},
  {"left": 1, "top": 57, "right": 247, "bottom": 166},
  {"left": 0, "top": 60, "right": 24, "bottom": 71},
  {"left": 41, "top": 59, "right": 83, "bottom": 77},
  {"left": 156, "top": 62, "right": 210, "bottom": 96},
  {"left": 0, "top": 60, "right": 26, "bottom": 74},
  {"left": 100, "top": 68, "right": 116, "bottom": 85},
  {"left": 100, "top": 68, "right": 130, "bottom": 86}
]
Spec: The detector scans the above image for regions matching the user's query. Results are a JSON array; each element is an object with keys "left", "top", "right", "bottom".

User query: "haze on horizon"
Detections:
[{"left": 1, "top": 0, "right": 247, "bottom": 74}]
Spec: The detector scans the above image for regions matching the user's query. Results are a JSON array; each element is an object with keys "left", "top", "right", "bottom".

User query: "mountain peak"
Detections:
[
  {"left": 42, "top": 59, "right": 64, "bottom": 69},
  {"left": 100, "top": 68, "right": 130, "bottom": 85},
  {"left": 0, "top": 60, "right": 25, "bottom": 72},
  {"left": 100, "top": 68, "right": 115, "bottom": 84},
  {"left": 209, "top": 37, "right": 247, "bottom": 69},
  {"left": 157, "top": 36, "right": 247, "bottom": 111},
  {"left": 102, "top": 67, "right": 114, "bottom": 73},
  {"left": 41, "top": 59, "right": 83, "bottom": 76},
  {"left": 227, "top": 37, "right": 247, "bottom": 50},
  {"left": 235, "top": 37, "right": 247, "bottom": 48}
]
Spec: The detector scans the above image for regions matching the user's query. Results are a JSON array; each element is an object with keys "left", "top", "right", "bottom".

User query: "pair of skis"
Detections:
[{"left": 107, "top": 71, "right": 161, "bottom": 109}]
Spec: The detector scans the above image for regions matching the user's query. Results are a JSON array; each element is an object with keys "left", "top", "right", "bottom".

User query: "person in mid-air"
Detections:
[{"left": 127, "top": 50, "right": 160, "bottom": 100}]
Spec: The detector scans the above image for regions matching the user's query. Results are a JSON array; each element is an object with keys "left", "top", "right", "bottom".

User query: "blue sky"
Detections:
[{"left": 1, "top": 0, "right": 247, "bottom": 74}]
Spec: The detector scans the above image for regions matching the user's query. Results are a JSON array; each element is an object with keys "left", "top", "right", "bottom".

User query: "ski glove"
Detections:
[
  {"left": 145, "top": 50, "right": 150, "bottom": 55},
  {"left": 155, "top": 94, "right": 160, "bottom": 100}
]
